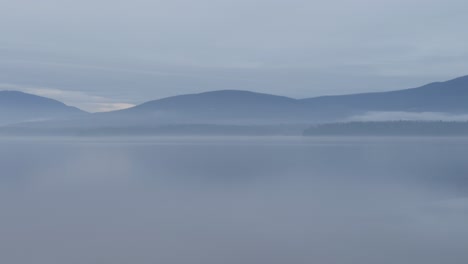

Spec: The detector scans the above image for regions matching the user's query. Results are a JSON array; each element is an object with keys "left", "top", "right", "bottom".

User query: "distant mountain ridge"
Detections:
[
  {"left": 117, "top": 90, "right": 312, "bottom": 123},
  {"left": 301, "top": 75, "right": 468, "bottom": 114},
  {"left": 0, "top": 91, "right": 87, "bottom": 125},
  {"left": 1, "top": 75, "right": 468, "bottom": 132},
  {"left": 109, "top": 75, "right": 468, "bottom": 123}
]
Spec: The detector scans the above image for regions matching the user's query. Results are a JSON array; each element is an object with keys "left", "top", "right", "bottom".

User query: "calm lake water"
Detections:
[{"left": 1, "top": 137, "right": 468, "bottom": 264}]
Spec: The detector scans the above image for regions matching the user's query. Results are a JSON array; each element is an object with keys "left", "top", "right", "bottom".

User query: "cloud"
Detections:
[
  {"left": 349, "top": 111, "right": 468, "bottom": 122},
  {"left": 1, "top": 0, "right": 468, "bottom": 100},
  {"left": 93, "top": 103, "right": 136, "bottom": 112},
  {"left": 0, "top": 83, "right": 135, "bottom": 112}
]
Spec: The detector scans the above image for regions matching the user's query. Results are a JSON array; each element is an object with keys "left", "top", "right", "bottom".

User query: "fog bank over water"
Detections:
[
  {"left": 350, "top": 111, "right": 468, "bottom": 122},
  {"left": 0, "top": 137, "right": 468, "bottom": 264}
]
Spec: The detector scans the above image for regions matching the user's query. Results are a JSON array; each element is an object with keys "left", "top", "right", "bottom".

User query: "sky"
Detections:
[{"left": 1, "top": 0, "right": 468, "bottom": 112}]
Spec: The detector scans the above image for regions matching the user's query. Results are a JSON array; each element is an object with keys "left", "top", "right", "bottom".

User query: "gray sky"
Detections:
[{"left": 1, "top": 0, "right": 467, "bottom": 112}]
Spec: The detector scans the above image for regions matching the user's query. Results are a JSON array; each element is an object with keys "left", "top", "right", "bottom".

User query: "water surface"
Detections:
[{"left": 1, "top": 137, "right": 468, "bottom": 264}]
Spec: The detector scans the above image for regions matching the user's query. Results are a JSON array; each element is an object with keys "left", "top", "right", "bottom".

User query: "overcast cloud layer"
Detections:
[{"left": 1, "top": 0, "right": 467, "bottom": 111}]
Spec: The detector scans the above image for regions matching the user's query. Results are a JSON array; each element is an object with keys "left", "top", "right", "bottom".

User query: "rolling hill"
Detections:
[
  {"left": 107, "top": 75, "right": 468, "bottom": 124},
  {"left": 301, "top": 75, "right": 468, "bottom": 114},
  {"left": 0, "top": 91, "right": 87, "bottom": 125},
  {"left": 2, "top": 75, "right": 468, "bottom": 135}
]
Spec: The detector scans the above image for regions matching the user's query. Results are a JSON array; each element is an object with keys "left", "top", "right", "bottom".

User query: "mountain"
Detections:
[
  {"left": 2, "top": 75, "right": 468, "bottom": 135},
  {"left": 0, "top": 91, "right": 87, "bottom": 125},
  {"left": 301, "top": 75, "right": 468, "bottom": 115},
  {"left": 105, "top": 75, "right": 468, "bottom": 125},
  {"left": 0, "top": 90, "right": 317, "bottom": 135},
  {"left": 108, "top": 90, "right": 319, "bottom": 124},
  {"left": 105, "top": 90, "right": 316, "bottom": 124}
]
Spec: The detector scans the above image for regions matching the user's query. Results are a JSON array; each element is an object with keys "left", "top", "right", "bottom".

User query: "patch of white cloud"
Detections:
[
  {"left": 0, "top": 83, "right": 135, "bottom": 113},
  {"left": 349, "top": 111, "right": 468, "bottom": 122}
]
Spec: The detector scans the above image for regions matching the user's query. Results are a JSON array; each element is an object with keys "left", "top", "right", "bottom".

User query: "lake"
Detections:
[{"left": 1, "top": 137, "right": 468, "bottom": 264}]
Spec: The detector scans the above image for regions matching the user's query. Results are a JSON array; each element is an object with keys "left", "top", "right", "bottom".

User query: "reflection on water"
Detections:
[{"left": 1, "top": 137, "right": 468, "bottom": 264}]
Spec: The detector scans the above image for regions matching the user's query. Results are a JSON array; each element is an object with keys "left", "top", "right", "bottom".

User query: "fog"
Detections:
[
  {"left": 350, "top": 111, "right": 468, "bottom": 122},
  {"left": 1, "top": 137, "right": 468, "bottom": 264}
]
